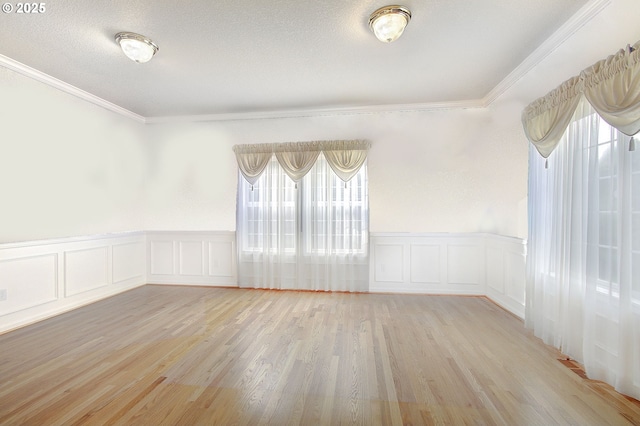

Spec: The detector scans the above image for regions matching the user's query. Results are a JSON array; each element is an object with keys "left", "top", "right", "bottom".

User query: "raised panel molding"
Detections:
[
  {"left": 485, "top": 236, "right": 526, "bottom": 319},
  {"left": 112, "top": 242, "right": 145, "bottom": 284},
  {"left": 147, "top": 231, "right": 237, "bottom": 287},
  {"left": 447, "top": 245, "right": 483, "bottom": 285},
  {"left": 486, "top": 247, "right": 505, "bottom": 293},
  {"left": 373, "top": 244, "right": 404, "bottom": 283},
  {"left": 1, "top": 231, "right": 524, "bottom": 333},
  {"left": 209, "top": 241, "right": 234, "bottom": 277},
  {"left": 179, "top": 241, "right": 205, "bottom": 276},
  {"left": 64, "top": 247, "right": 109, "bottom": 297},
  {"left": 0, "top": 254, "right": 58, "bottom": 315},
  {"left": 370, "top": 233, "right": 525, "bottom": 318},
  {"left": 150, "top": 241, "right": 174, "bottom": 275},
  {"left": 0, "top": 232, "right": 146, "bottom": 333},
  {"left": 410, "top": 245, "right": 441, "bottom": 284},
  {"left": 505, "top": 251, "right": 526, "bottom": 305}
]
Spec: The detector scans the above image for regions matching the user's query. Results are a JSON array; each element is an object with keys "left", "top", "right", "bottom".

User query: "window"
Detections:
[
  {"left": 579, "top": 115, "right": 640, "bottom": 301},
  {"left": 239, "top": 155, "right": 368, "bottom": 256},
  {"left": 527, "top": 101, "right": 640, "bottom": 399},
  {"left": 523, "top": 39, "right": 640, "bottom": 401},
  {"left": 241, "top": 159, "right": 297, "bottom": 254},
  {"left": 592, "top": 118, "right": 621, "bottom": 295},
  {"left": 235, "top": 145, "right": 370, "bottom": 292},
  {"left": 301, "top": 155, "right": 368, "bottom": 255}
]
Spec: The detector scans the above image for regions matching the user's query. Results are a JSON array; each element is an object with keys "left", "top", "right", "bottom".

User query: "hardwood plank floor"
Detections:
[{"left": 1, "top": 285, "right": 639, "bottom": 425}]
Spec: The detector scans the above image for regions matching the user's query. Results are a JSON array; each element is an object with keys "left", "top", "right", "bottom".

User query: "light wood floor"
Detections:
[{"left": 1, "top": 286, "right": 639, "bottom": 425}]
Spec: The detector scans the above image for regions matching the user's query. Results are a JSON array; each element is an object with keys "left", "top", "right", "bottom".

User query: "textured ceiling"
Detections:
[{"left": 0, "top": 0, "right": 592, "bottom": 119}]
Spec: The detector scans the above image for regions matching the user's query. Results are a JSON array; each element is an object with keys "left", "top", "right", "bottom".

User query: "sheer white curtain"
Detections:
[
  {"left": 527, "top": 100, "right": 640, "bottom": 400},
  {"left": 524, "top": 40, "right": 640, "bottom": 400},
  {"left": 235, "top": 142, "right": 369, "bottom": 292}
]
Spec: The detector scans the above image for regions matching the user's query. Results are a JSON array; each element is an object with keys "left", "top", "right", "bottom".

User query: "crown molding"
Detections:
[
  {"left": 481, "top": 0, "right": 611, "bottom": 106},
  {"left": 144, "top": 99, "right": 486, "bottom": 124},
  {"left": 0, "top": 49, "right": 484, "bottom": 124},
  {"left": 0, "top": 0, "right": 610, "bottom": 124},
  {"left": 0, "top": 54, "right": 146, "bottom": 123}
]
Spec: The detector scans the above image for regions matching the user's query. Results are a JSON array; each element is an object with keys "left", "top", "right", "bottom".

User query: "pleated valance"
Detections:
[
  {"left": 522, "top": 40, "right": 640, "bottom": 158},
  {"left": 233, "top": 140, "right": 371, "bottom": 185}
]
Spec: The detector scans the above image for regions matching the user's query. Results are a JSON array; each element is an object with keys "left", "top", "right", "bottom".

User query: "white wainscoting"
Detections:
[
  {"left": 1, "top": 231, "right": 524, "bottom": 333},
  {"left": 484, "top": 235, "right": 527, "bottom": 318},
  {"left": 0, "top": 232, "right": 146, "bottom": 333},
  {"left": 146, "top": 231, "right": 237, "bottom": 287},
  {"left": 370, "top": 233, "right": 526, "bottom": 318}
]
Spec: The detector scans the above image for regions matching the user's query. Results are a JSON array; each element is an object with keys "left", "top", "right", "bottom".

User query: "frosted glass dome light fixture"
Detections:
[
  {"left": 369, "top": 5, "right": 411, "bottom": 43},
  {"left": 115, "top": 32, "right": 159, "bottom": 63}
]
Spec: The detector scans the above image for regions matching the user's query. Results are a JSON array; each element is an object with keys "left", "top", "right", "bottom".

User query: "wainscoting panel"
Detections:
[
  {"left": 370, "top": 233, "right": 526, "bottom": 318},
  {"left": 146, "top": 231, "right": 237, "bottom": 287},
  {"left": 209, "top": 241, "right": 234, "bottom": 277},
  {"left": 485, "top": 235, "right": 527, "bottom": 318},
  {"left": 150, "top": 241, "right": 175, "bottom": 276},
  {"left": 447, "top": 245, "right": 484, "bottom": 285},
  {"left": 410, "top": 245, "right": 441, "bottom": 284},
  {"left": 486, "top": 247, "right": 505, "bottom": 294},
  {"left": 505, "top": 250, "right": 526, "bottom": 306},
  {"left": 112, "top": 242, "right": 145, "bottom": 285},
  {"left": 1, "top": 231, "right": 524, "bottom": 333},
  {"left": 371, "top": 234, "right": 487, "bottom": 295},
  {"left": 179, "top": 241, "right": 205, "bottom": 276},
  {"left": 64, "top": 247, "right": 109, "bottom": 297},
  {"left": 374, "top": 244, "right": 404, "bottom": 283},
  {"left": 0, "top": 254, "right": 58, "bottom": 315},
  {"left": 0, "top": 232, "right": 146, "bottom": 333}
]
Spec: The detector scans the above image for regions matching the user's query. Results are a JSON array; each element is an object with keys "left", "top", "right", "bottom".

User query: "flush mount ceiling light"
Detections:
[
  {"left": 115, "top": 32, "right": 158, "bottom": 63},
  {"left": 369, "top": 5, "right": 411, "bottom": 43}
]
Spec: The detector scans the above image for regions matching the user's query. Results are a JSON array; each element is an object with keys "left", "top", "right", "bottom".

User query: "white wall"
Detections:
[
  {"left": 143, "top": 122, "right": 238, "bottom": 232},
  {"left": 144, "top": 108, "right": 527, "bottom": 237},
  {"left": 0, "top": 67, "right": 147, "bottom": 244},
  {"left": 140, "top": 0, "right": 640, "bottom": 240},
  {"left": 3, "top": 0, "right": 638, "bottom": 245}
]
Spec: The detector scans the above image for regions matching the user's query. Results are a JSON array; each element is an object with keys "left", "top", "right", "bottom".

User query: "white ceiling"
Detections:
[{"left": 0, "top": 0, "right": 595, "bottom": 120}]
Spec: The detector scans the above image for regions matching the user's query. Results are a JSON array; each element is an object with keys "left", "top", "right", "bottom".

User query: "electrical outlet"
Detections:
[{"left": 0, "top": 289, "right": 7, "bottom": 301}]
